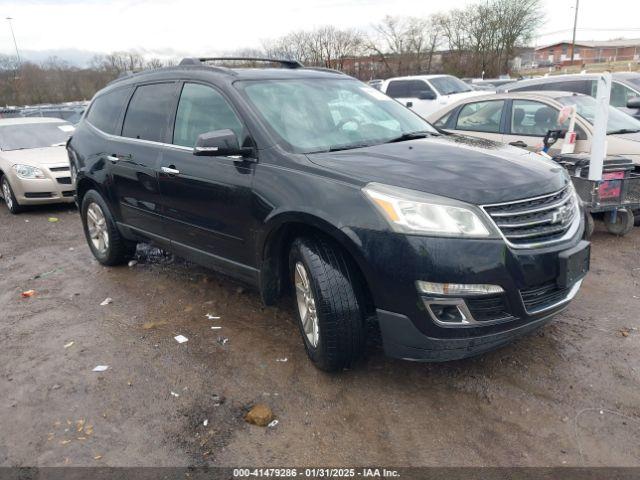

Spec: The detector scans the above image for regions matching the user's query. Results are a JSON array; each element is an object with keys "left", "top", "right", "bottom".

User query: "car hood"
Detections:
[
  {"left": 607, "top": 132, "right": 640, "bottom": 165},
  {"left": 306, "top": 134, "right": 568, "bottom": 205},
  {"left": 609, "top": 131, "right": 640, "bottom": 143},
  {"left": 0, "top": 146, "right": 69, "bottom": 166}
]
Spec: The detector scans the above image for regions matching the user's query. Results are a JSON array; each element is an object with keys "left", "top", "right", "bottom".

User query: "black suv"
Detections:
[{"left": 68, "top": 58, "right": 590, "bottom": 371}]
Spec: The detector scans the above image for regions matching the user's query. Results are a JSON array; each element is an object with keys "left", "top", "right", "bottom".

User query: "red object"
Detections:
[{"left": 599, "top": 171, "right": 624, "bottom": 200}]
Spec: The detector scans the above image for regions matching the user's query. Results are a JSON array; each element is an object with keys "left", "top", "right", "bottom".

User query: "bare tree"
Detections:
[
  {"left": 263, "top": 26, "right": 364, "bottom": 70},
  {"left": 437, "top": 0, "right": 543, "bottom": 77},
  {"left": 368, "top": 16, "right": 441, "bottom": 76}
]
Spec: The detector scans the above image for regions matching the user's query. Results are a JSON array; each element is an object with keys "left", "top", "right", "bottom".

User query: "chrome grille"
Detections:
[{"left": 482, "top": 186, "right": 578, "bottom": 248}]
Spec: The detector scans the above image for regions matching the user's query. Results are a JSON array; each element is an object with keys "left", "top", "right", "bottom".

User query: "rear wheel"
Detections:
[
  {"left": 604, "top": 208, "right": 634, "bottom": 236},
  {"left": 288, "top": 235, "right": 366, "bottom": 372},
  {"left": 81, "top": 189, "right": 136, "bottom": 265},
  {"left": 1, "top": 176, "right": 23, "bottom": 214},
  {"left": 633, "top": 209, "right": 640, "bottom": 227}
]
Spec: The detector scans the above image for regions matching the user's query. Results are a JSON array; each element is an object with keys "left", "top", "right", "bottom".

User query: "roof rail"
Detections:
[
  {"left": 304, "top": 66, "right": 345, "bottom": 75},
  {"left": 179, "top": 57, "right": 304, "bottom": 69}
]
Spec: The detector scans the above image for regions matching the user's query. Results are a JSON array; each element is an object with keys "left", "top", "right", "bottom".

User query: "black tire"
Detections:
[
  {"left": 81, "top": 189, "right": 136, "bottom": 265},
  {"left": 604, "top": 208, "right": 634, "bottom": 236},
  {"left": 583, "top": 211, "right": 595, "bottom": 239},
  {"left": 1, "top": 175, "right": 24, "bottom": 214},
  {"left": 633, "top": 209, "right": 640, "bottom": 227},
  {"left": 288, "top": 236, "right": 365, "bottom": 372}
]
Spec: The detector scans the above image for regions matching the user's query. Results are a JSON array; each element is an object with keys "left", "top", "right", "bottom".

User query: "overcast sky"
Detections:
[{"left": 0, "top": 0, "right": 638, "bottom": 64}]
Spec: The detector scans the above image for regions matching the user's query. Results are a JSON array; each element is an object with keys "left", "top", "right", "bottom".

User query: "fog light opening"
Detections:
[{"left": 428, "top": 303, "right": 467, "bottom": 324}]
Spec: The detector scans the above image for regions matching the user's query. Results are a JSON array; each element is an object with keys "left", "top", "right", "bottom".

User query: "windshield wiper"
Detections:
[
  {"left": 307, "top": 143, "right": 373, "bottom": 154},
  {"left": 384, "top": 131, "right": 436, "bottom": 144},
  {"left": 327, "top": 143, "right": 373, "bottom": 152},
  {"left": 608, "top": 128, "right": 640, "bottom": 135}
]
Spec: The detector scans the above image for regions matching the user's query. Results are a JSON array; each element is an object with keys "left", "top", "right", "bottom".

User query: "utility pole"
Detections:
[
  {"left": 6, "top": 17, "right": 21, "bottom": 65},
  {"left": 570, "top": 0, "right": 579, "bottom": 63}
]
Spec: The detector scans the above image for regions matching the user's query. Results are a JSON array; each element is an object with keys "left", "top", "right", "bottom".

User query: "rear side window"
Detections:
[
  {"left": 386, "top": 80, "right": 433, "bottom": 98},
  {"left": 86, "top": 88, "right": 131, "bottom": 135},
  {"left": 455, "top": 100, "right": 505, "bottom": 133},
  {"left": 173, "top": 83, "right": 244, "bottom": 148},
  {"left": 511, "top": 100, "right": 565, "bottom": 136},
  {"left": 122, "top": 83, "right": 176, "bottom": 142}
]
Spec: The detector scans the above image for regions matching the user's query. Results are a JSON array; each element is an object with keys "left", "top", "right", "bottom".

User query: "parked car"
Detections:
[
  {"left": 21, "top": 104, "right": 88, "bottom": 125},
  {"left": 380, "top": 74, "right": 488, "bottom": 118},
  {"left": 367, "top": 79, "right": 384, "bottom": 90},
  {"left": 69, "top": 58, "right": 589, "bottom": 371},
  {"left": 0, "top": 118, "right": 76, "bottom": 213},
  {"left": 497, "top": 73, "right": 640, "bottom": 119},
  {"left": 469, "top": 78, "right": 517, "bottom": 90},
  {"left": 427, "top": 91, "right": 640, "bottom": 165}
]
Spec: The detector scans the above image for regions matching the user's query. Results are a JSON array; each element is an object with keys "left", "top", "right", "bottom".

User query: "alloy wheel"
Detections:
[
  {"left": 86, "top": 202, "right": 109, "bottom": 254},
  {"left": 2, "top": 179, "right": 13, "bottom": 211},
  {"left": 294, "top": 261, "right": 319, "bottom": 348}
]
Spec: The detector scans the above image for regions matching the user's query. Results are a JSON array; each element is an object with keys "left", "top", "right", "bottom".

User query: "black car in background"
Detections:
[
  {"left": 498, "top": 72, "right": 640, "bottom": 119},
  {"left": 67, "top": 58, "right": 590, "bottom": 371}
]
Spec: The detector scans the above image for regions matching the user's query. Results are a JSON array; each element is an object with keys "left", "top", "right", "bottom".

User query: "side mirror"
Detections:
[
  {"left": 627, "top": 97, "right": 640, "bottom": 109},
  {"left": 417, "top": 91, "right": 436, "bottom": 100},
  {"left": 194, "top": 129, "right": 248, "bottom": 157}
]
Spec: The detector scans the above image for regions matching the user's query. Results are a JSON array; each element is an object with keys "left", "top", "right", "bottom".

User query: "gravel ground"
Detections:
[{"left": 0, "top": 203, "right": 639, "bottom": 467}]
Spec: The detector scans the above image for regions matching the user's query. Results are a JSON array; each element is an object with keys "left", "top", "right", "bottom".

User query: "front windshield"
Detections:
[
  {"left": 0, "top": 122, "right": 74, "bottom": 151},
  {"left": 238, "top": 78, "right": 437, "bottom": 154},
  {"left": 557, "top": 95, "right": 640, "bottom": 134},
  {"left": 430, "top": 76, "right": 472, "bottom": 95}
]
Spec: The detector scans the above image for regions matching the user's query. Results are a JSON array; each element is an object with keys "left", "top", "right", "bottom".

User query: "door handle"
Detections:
[
  {"left": 161, "top": 166, "right": 180, "bottom": 175},
  {"left": 106, "top": 154, "right": 131, "bottom": 163},
  {"left": 406, "top": 101, "right": 413, "bottom": 108},
  {"left": 509, "top": 141, "right": 528, "bottom": 148}
]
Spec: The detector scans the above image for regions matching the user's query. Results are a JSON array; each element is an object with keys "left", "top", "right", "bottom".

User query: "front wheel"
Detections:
[
  {"left": 604, "top": 208, "right": 634, "bottom": 236},
  {"left": 81, "top": 189, "right": 136, "bottom": 265},
  {"left": 1, "top": 176, "right": 23, "bottom": 214},
  {"left": 289, "top": 236, "right": 366, "bottom": 372},
  {"left": 583, "top": 211, "right": 595, "bottom": 239}
]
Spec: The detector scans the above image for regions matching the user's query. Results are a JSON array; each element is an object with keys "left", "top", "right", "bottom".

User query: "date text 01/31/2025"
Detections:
[{"left": 232, "top": 468, "right": 400, "bottom": 478}]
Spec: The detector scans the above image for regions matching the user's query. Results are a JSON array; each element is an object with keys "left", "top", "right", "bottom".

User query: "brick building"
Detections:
[{"left": 535, "top": 39, "right": 640, "bottom": 67}]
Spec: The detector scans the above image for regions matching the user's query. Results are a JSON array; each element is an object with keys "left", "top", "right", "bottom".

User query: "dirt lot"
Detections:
[{"left": 0, "top": 203, "right": 639, "bottom": 467}]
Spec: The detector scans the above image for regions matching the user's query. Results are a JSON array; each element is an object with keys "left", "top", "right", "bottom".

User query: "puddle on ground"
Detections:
[{"left": 135, "top": 243, "right": 177, "bottom": 265}]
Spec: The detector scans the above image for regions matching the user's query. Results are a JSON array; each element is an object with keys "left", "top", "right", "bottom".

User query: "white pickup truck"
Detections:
[{"left": 381, "top": 74, "right": 489, "bottom": 118}]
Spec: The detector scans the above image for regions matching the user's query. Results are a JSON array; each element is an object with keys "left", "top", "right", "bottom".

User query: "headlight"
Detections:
[
  {"left": 13, "top": 164, "right": 46, "bottom": 179},
  {"left": 362, "top": 183, "right": 495, "bottom": 237},
  {"left": 565, "top": 178, "right": 582, "bottom": 210}
]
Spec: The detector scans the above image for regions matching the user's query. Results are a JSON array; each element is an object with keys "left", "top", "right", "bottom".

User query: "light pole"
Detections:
[
  {"left": 570, "top": 0, "right": 579, "bottom": 63},
  {"left": 6, "top": 17, "right": 21, "bottom": 65}
]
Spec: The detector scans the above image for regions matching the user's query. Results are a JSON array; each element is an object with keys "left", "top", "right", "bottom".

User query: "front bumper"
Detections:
[
  {"left": 351, "top": 220, "right": 588, "bottom": 361},
  {"left": 8, "top": 164, "right": 75, "bottom": 205},
  {"left": 377, "top": 307, "right": 562, "bottom": 361}
]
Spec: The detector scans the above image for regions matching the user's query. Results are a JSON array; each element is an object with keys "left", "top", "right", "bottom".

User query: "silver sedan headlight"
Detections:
[
  {"left": 13, "top": 164, "right": 46, "bottom": 179},
  {"left": 362, "top": 183, "right": 496, "bottom": 237}
]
